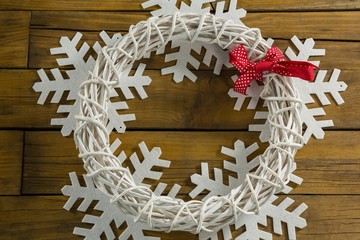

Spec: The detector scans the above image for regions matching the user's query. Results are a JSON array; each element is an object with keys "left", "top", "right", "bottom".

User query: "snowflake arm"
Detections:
[
  {"left": 62, "top": 172, "right": 95, "bottom": 211},
  {"left": 214, "top": 0, "right": 247, "bottom": 24},
  {"left": 142, "top": 0, "right": 179, "bottom": 17},
  {"left": 202, "top": 43, "right": 233, "bottom": 75},
  {"left": 33, "top": 68, "right": 74, "bottom": 104},
  {"left": 189, "top": 162, "right": 232, "bottom": 200},
  {"left": 285, "top": 36, "right": 325, "bottom": 64},
  {"left": 190, "top": 140, "right": 260, "bottom": 200},
  {"left": 51, "top": 99, "right": 80, "bottom": 136},
  {"left": 263, "top": 196, "right": 308, "bottom": 239},
  {"left": 308, "top": 69, "right": 347, "bottom": 105},
  {"left": 161, "top": 40, "right": 203, "bottom": 82},
  {"left": 282, "top": 163, "right": 303, "bottom": 194},
  {"left": 130, "top": 142, "right": 171, "bottom": 187},
  {"left": 51, "top": 32, "right": 96, "bottom": 78},
  {"left": 109, "top": 138, "right": 127, "bottom": 164},
  {"left": 248, "top": 112, "right": 270, "bottom": 143},
  {"left": 228, "top": 75, "right": 264, "bottom": 110},
  {"left": 153, "top": 182, "right": 181, "bottom": 198},
  {"left": 301, "top": 104, "right": 334, "bottom": 141},
  {"left": 93, "top": 31, "right": 122, "bottom": 53},
  {"left": 222, "top": 140, "right": 259, "bottom": 188},
  {"left": 179, "top": 0, "right": 213, "bottom": 13},
  {"left": 114, "top": 63, "right": 152, "bottom": 100},
  {"left": 234, "top": 213, "right": 272, "bottom": 240},
  {"left": 106, "top": 101, "right": 136, "bottom": 134},
  {"left": 199, "top": 226, "right": 232, "bottom": 240}
]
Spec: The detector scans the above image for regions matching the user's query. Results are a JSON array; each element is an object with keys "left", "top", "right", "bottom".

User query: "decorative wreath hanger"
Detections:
[{"left": 75, "top": 12, "right": 308, "bottom": 234}]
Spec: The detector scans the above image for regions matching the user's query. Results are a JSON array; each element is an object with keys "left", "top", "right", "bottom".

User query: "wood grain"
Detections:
[
  {"left": 1, "top": 0, "right": 359, "bottom": 11},
  {"left": 0, "top": 0, "right": 197, "bottom": 11},
  {"left": 0, "top": 196, "right": 84, "bottom": 240},
  {"left": 29, "top": 11, "right": 360, "bottom": 40},
  {"left": 23, "top": 131, "right": 360, "bottom": 195},
  {"left": 0, "top": 0, "right": 156, "bottom": 11},
  {"left": 0, "top": 70, "right": 59, "bottom": 129},
  {"left": 1, "top": 195, "right": 359, "bottom": 239},
  {"left": 28, "top": 29, "right": 360, "bottom": 70},
  {"left": 0, "top": 11, "right": 30, "bottom": 68},
  {"left": 213, "top": 0, "right": 360, "bottom": 11},
  {"left": 1, "top": 69, "right": 357, "bottom": 130},
  {"left": 243, "top": 12, "right": 360, "bottom": 41},
  {"left": 30, "top": 11, "right": 150, "bottom": 31},
  {"left": 0, "top": 1, "right": 359, "bottom": 239},
  {"left": 0, "top": 131, "right": 23, "bottom": 195}
]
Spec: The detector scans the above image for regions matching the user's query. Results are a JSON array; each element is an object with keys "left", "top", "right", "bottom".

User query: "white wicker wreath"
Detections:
[{"left": 74, "top": 12, "right": 304, "bottom": 233}]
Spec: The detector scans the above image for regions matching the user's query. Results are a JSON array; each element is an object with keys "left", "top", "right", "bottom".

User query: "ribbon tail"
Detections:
[
  {"left": 234, "top": 72, "right": 255, "bottom": 95},
  {"left": 276, "top": 61, "right": 319, "bottom": 81}
]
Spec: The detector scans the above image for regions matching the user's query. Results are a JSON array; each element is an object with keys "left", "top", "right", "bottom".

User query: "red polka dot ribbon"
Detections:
[{"left": 229, "top": 45, "right": 319, "bottom": 95}]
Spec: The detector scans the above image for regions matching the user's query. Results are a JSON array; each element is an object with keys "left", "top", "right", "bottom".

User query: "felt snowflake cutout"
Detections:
[
  {"left": 142, "top": 0, "right": 245, "bottom": 82},
  {"left": 33, "top": 31, "right": 151, "bottom": 136},
  {"left": 199, "top": 195, "right": 307, "bottom": 240},
  {"left": 191, "top": 140, "right": 307, "bottom": 240},
  {"left": 245, "top": 37, "right": 347, "bottom": 143},
  {"left": 62, "top": 140, "right": 181, "bottom": 239}
]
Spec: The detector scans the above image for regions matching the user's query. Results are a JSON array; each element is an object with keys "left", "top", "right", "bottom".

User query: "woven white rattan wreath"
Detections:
[{"left": 74, "top": 12, "right": 304, "bottom": 233}]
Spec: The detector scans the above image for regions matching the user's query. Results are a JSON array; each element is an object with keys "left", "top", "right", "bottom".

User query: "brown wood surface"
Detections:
[
  {"left": 0, "top": 11, "right": 30, "bottom": 68},
  {"left": 0, "top": 0, "right": 359, "bottom": 239},
  {"left": 0, "top": 131, "right": 23, "bottom": 195},
  {"left": 30, "top": 11, "right": 360, "bottom": 40}
]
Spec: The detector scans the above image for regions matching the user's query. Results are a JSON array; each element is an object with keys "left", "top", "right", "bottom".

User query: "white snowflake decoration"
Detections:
[
  {"left": 62, "top": 140, "right": 181, "bottom": 239},
  {"left": 143, "top": 0, "right": 245, "bottom": 83},
  {"left": 189, "top": 141, "right": 260, "bottom": 200},
  {"left": 191, "top": 140, "right": 307, "bottom": 240},
  {"left": 242, "top": 36, "right": 347, "bottom": 143},
  {"left": 62, "top": 172, "right": 180, "bottom": 240},
  {"left": 33, "top": 31, "right": 151, "bottom": 136},
  {"left": 199, "top": 194, "right": 307, "bottom": 240}
]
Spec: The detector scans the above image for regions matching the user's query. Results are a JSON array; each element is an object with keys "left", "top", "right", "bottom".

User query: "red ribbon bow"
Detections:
[{"left": 229, "top": 45, "right": 319, "bottom": 95}]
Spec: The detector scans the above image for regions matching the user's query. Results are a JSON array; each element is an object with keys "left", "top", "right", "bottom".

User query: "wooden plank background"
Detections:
[{"left": 0, "top": 0, "right": 359, "bottom": 239}]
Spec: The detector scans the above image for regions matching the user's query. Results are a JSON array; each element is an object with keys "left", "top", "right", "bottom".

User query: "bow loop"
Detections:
[
  {"left": 229, "top": 45, "right": 319, "bottom": 95},
  {"left": 263, "top": 47, "right": 285, "bottom": 62},
  {"left": 229, "top": 45, "right": 252, "bottom": 74}
]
